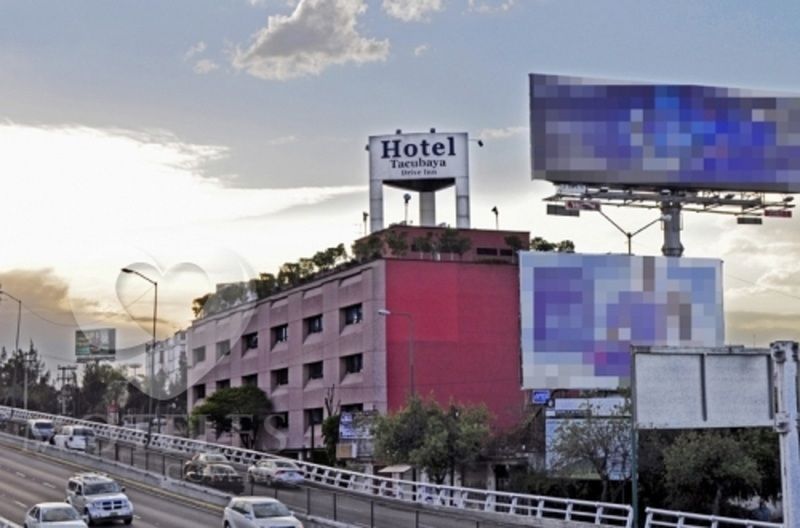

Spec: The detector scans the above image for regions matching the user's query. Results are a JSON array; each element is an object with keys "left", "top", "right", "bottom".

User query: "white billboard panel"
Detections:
[
  {"left": 633, "top": 348, "right": 773, "bottom": 430},
  {"left": 369, "top": 132, "right": 468, "bottom": 183}
]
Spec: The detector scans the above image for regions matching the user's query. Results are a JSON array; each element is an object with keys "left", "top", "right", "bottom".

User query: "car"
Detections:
[
  {"left": 23, "top": 502, "right": 87, "bottom": 528},
  {"left": 52, "top": 425, "right": 96, "bottom": 452},
  {"left": 183, "top": 452, "right": 230, "bottom": 477},
  {"left": 187, "top": 464, "right": 245, "bottom": 494},
  {"left": 65, "top": 472, "right": 134, "bottom": 526},
  {"left": 247, "top": 459, "right": 305, "bottom": 487},
  {"left": 222, "top": 497, "right": 303, "bottom": 528},
  {"left": 26, "top": 419, "right": 55, "bottom": 442}
]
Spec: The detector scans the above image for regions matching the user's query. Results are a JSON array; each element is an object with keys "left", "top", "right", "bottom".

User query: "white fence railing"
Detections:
[
  {"left": 645, "top": 507, "right": 782, "bottom": 528},
  {"left": 0, "top": 515, "right": 22, "bottom": 528}
]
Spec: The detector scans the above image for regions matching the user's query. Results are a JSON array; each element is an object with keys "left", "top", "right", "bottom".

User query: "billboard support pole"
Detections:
[
  {"left": 772, "top": 341, "right": 800, "bottom": 528},
  {"left": 660, "top": 202, "right": 683, "bottom": 257}
]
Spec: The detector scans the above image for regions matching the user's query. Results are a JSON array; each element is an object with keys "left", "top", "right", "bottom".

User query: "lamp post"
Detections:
[
  {"left": 594, "top": 210, "right": 671, "bottom": 255},
  {"left": 121, "top": 268, "right": 158, "bottom": 434},
  {"left": 378, "top": 309, "right": 416, "bottom": 397},
  {"left": 0, "top": 288, "right": 24, "bottom": 409}
]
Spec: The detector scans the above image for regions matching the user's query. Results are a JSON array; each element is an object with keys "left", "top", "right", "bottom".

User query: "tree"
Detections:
[
  {"left": 530, "top": 237, "right": 576, "bottom": 253},
  {"left": 79, "top": 363, "right": 127, "bottom": 417},
  {"left": 385, "top": 230, "right": 409, "bottom": 257},
  {"left": 352, "top": 235, "right": 384, "bottom": 261},
  {"left": 549, "top": 400, "right": 631, "bottom": 502},
  {"left": 322, "top": 414, "right": 341, "bottom": 466},
  {"left": 436, "top": 228, "right": 471, "bottom": 258},
  {"left": 191, "top": 293, "right": 210, "bottom": 317},
  {"left": 411, "top": 233, "right": 435, "bottom": 258},
  {"left": 191, "top": 385, "right": 273, "bottom": 447},
  {"left": 663, "top": 431, "right": 762, "bottom": 515},
  {"left": 374, "top": 396, "right": 491, "bottom": 485}
]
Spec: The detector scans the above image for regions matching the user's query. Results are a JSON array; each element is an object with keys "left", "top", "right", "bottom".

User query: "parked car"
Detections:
[
  {"left": 188, "top": 464, "right": 245, "bottom": 494},
  {"left": 65, "top": 472, "right": 134, "bottom": 525},
  {"left": 52, "top": 425, "right": 96, "bottom": 452},
  {"left": 247, "top": 459, "right": 305, "bottom": 487},
  {"left": 23, "top": 502, "right": 87, "bottom": 528},
  {"left": 183, "top": 452, "right": 230, "bottom": 477},
  {"left": 222, "top": 497, "right": 303, "bottom": 528},
  {"left": 26, "top": 419, "right": 55, "bottom": 442}
]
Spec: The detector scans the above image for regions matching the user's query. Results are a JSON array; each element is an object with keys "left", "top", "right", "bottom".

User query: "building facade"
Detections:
[
  {"left": 145, "top": 329, "right": 187, "bottom": 392},
  {"left": 187, "top": 226, "right": 529, "bottom": 455}
]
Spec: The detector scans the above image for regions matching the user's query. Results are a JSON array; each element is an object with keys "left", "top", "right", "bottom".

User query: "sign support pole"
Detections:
[{"left": 772, "top": 341, "right": 800, "bottom": 528}]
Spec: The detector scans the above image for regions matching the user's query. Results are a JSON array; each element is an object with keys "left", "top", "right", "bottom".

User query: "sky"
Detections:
[{"left": 2, "top": 0, "right": 800, "bottom": 372}]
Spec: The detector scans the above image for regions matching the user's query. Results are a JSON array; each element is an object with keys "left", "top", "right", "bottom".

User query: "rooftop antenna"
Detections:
[
  {"left": 362, "top": 212, "right": 369, "bottom": 236},
  {"left": 403, "top": 194, "right": 412, "bottom": 225},
  {"left": 491, "top": 206, "right": 499, "bottom": 229}
]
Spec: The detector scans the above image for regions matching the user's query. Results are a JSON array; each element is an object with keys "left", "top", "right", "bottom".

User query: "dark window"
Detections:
[
  {"left": 192, "top": 346, "right": 206, "bottom": 365},
  {"left": 342, "top": 304, "right": 363, "bottom": 326},
  {"left": 216, "top": 340, "right": 230, "bottom": 359},
  {"left": 305, "top": 361, "right": 324, "bottom": 381},
  {"left": 305, "top": 314, "right": 323, "bottom": 336},
  {"left": 243, "top": 332, "right": 259, "bottom": 351},
  {"left": 271, "top": 368, "right": 289, "bottom": 387},
  {"left": 341, "top": 403, "right": 364, "bottom": 414},
  {"left": 216, "top": 379, "right": 230, "bottom": 391},
  {"left": 192, "top": 384, "right": 206, "bottom": 400},
  {"left": 305, "top": 407, "right": 324, "bottom": 428},
  {"left": 499, "top": 249, "right": 513, "bottom": 257},
  {"left": 158, "top": 350, "right": 164, "bottom": 364},
  {"left": 476, "top": 247, "right": 499, "bottom": 256},
  {"left": 272, "top": 412, "right": 289, "bottom": 429},
  {"left": 242, "top": 374, "right": 258, "bottom": 387},
  {"left": 342, "top": 353, "right": 363, "bottom": 374},
  {"left": 272, "top": 324, "right": 288, "bottom": 346}
]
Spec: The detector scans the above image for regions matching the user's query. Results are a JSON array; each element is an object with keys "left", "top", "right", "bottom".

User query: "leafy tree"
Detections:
[
  {"left": 374, "top": 396, "right": 490, "bottom": 485},
  {"left": 411, "top": 233, "right": 435, "bottom": 258},
  {"left": 78, "top": 363, "right": 127, "bottom": 417},
  {"left": 385, "top": 230, "right": 409, "bottom": 257},
  {"left": 436, "top": 228, "right": 471, "bottom": 258},
  {"left": 549, "top": 400, "right": 631, "bottom": 502},
  {"left": 663, "top": 431, "right": 761, "bottom": 515},
  {"left": 556, "top": 240, "right": 575, "bottom": 253},
  {"left": 322, "top": 413, "right": 341, "bottom": 465},
  {"left": 191, "top": 293, "right": 210, "bottom": 317},
  {"left": 504, "top": 235, "right": 525, "bottom": 253},
  {"left": 191, "top": 385, "right": 273, "bottom": 446},
  {"left": 530, "top": 237, "right": 576, "bottom": 253},
  {"left": 251, "top": 273, "right": 278, "bottom": 300},
  {"left": 352, "top": 235, "right": 384, "bottom": 261},
  {"left": 277, "top": 262, "right": 303, "bottom": 287}
]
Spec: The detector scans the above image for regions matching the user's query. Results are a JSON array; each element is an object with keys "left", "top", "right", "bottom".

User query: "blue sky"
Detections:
[{"left": 2, "top": 0, "right": 800, "bottom": 364}]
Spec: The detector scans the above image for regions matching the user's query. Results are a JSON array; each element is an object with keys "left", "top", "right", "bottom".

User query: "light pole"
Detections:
[
  {"left": 594, "top": 210, "right": 671, "bottom": 255},
  {"left": 0, "top": 288, "right": 24, "bottom": 409},
  {"left": 378, "top": 309, "right": 416, "bottom": 398},
  {"left": 121, "top": 268, "right": 158, "bottom": 433}
]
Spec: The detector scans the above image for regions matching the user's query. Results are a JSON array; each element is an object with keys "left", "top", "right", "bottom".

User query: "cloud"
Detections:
[
  {"left": 726, "top": 310, "right": 800, "bottom": 347},
  {"left": 468, "top": 0, "right": 516, "bottom": 13},
  {"left": 383, "top": 0, "right": 443, "bottom": 22},
  {"left": 184, "top": 41, "right": 207, "bottom": 61},
  {"left": 265, "top": 135, "right": 298, "bottom": 146},
  {"left": 232, "top": 0, "right": 389, "bottom": 80},
  {"left": 413, "top": 44, "right": 429, "bottom": 56},
  {"left": 193, "top": 58, "right": 220, "bottom": 74},
  {"left": 478, "top": 126, "right": 526, "bottom": 140}
]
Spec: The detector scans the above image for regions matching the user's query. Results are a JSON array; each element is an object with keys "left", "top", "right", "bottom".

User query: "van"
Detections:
[
  {"left": 53, "top": 425, "right": 96, "bottom": 451},
  {"left": 26, "top": 419, "right": 55, "bottom": 441}
]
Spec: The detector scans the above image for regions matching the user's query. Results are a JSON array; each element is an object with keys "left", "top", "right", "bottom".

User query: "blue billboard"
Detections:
[{"left": 530, "top": 73, "right": 800, "bottom": 193}]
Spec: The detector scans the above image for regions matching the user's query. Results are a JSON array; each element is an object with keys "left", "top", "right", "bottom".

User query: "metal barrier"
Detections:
[
  {"left": 0, "top": 405, "right": 631, "bottom": 527},
  {"left": 0, "top": 515, "right": 22, "bottom": 528},
  {"left": 644, "top": 508, "right": 782, "bottom": 528}
]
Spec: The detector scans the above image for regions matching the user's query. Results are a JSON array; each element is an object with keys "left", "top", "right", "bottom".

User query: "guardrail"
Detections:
[
  {"left": 644, "top": 508, "right": 782, "bottom": 528},
  {"left": 0, "top": 515, "right": 22, "bottom": 528},
  {"left": 0, "top": 405, "right": 630, "bottom": 527}
]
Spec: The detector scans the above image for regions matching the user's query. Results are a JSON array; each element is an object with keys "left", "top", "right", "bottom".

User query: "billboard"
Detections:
[
  {"left": 75, "top": 328, "right": 116, "bottom": 363},
  {"left": 520, "top": 253, "right": 724, "bottom": 389},
  {"left": 369, "top": 132, "right": 468, "bottom": 184},
  {"left": 530, "top": 73, "right": 800, "bottom": 193}
]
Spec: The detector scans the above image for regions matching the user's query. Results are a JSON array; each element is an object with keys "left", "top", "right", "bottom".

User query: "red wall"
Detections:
[{"left": 385, "top": 260, "right": 524, "bottom": 429}]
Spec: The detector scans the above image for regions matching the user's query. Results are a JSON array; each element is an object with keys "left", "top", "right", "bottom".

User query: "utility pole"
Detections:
[
  {"left": 0, "top": 287, "right": 23, "bottom": 409},
  {"left": 57, "top": 365, "right": 77, "bottom": 416}
]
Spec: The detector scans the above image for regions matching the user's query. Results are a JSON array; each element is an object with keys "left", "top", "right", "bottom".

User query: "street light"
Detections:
[
  {"left": 594, "top": 211, "right": 670, "bottom": 255},
  {"left": 0, "top": 288, "right": 24, "bottom": 409},
  {"left": 120, "top": 268, "right": 159, "bottom": 434},
  {"left": 378, "top": 309, "right": 416, "bottom": 398}
]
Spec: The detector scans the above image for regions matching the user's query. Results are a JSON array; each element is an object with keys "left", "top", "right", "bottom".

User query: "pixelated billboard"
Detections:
[
  {"left": 530, "top": 73, "right": 800, "bottom": 193},
  {"left": 520, "top": 253, "right": 724, "bottom": 389},
  {"left": 75, "top": 328, "right": 116, "bottom": 363}
]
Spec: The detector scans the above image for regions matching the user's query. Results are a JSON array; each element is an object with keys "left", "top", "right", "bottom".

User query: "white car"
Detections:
[
  {"left": 223, "top": 497, "right": 303, "bottom": 528},
  {"left": 23, "top": 502, "right": 87, "bottom": 528},
  {"left": 26, "top": 419, "right": 55, "bottom": 442},
  {"left": 247, "top": 459, "right": 305, "bottom": 487},
  {"left": 52, "top": 425, "right": 96, "bottom": 452}
]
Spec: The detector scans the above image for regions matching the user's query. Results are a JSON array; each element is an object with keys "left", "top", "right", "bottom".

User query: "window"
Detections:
[
  {"left": 342, "top": 353, "right": 363, "bottom": 374},
  {"left": 192, "top": 384, "right": 206, "bottom": 400},
  {"left": 305, "top": 360, "right": 324, "bottom": 381},
  {"left": 271, "top": 324, "right": 288, "bottom": 346},
  {"left": 192, "top": 346, "right": 206, "bottom": 365},
  {"left": 342, "top": 304, "right": 363, "bottom": 326},
  {"left": 272, "top": 411, "right": 289, "bottom": 429},
  {"left": 216, "top": 340, "right": 230, "bottom": 359},
  {"left": 242, "top": 374, "right": 258, "bottom": 387},
  {"left": 304, "top": 314, "right": 323, "bottom": 336},
  {"left": 216, "top": 379, "right": 230, "bottom": 391},
  {"left": 243, "top": 332, "right": 259, "bottom": 351},
  {"left": 271, "top": 368, "right": 289, "bottom": 388},
  {"left": 341, "top": 403, "right": 364, "bottom": 414},
  {"left": 499, "top": 249, "right": 513, "bottom": 257},
  {"left": 476, "top": 247, "right": 499, "bottom": 256},
  {"left": 304, "top": 408, "right": 324, "bottom": 429}
]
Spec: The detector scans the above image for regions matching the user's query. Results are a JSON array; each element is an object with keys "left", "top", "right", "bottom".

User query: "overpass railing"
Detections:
[{"left": 644, "top": 508, "right": 782, "bottom": 528}]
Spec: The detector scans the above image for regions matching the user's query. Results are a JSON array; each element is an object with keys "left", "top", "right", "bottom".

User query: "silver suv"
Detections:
[{"left": 65, "top": 472, "right": 134, "bottom": 525}]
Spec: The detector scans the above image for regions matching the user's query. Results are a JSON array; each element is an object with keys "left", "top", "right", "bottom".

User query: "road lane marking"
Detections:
[
  {"left": 43, "top": 482, "right": 56, "bottom": 489},
  {"left": 13, "top": 500, "right": 26, "bottom": 509},
  {"left": 15, "top": 471, "right": 26, "bottom": 478}
]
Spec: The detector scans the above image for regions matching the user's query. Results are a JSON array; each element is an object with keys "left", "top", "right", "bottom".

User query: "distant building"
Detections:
[
  {"left": 145, "top": 329, "right": 187, "bottom": 392},
  {"left": 187, "top": 226, "right": 529, "bottom": 456}
]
